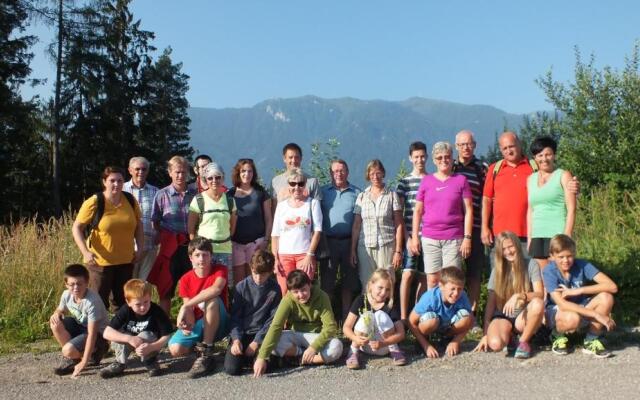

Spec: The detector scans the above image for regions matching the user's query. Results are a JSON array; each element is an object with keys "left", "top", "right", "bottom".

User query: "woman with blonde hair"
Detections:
[{"left": 474, "top": 231, "right": 544, "bottom": 359}]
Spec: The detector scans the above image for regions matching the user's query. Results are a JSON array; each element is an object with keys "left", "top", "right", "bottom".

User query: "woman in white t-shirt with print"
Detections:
[{"left": 271, "top": 168, "right": 322, "bottom": 295}]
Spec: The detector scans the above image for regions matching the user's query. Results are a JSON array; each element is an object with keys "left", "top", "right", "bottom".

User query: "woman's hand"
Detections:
[
  {"left": 392, "top": 251, "right": 402, "bottom": 270},
  {"left": 274, "top": 258, "right": 285, "bottom": 277},
  {"left": 460, "top": 238, "right": 471, "bottom": 259},
  {"left": 299, "top": 255, "right": 316, "bottom": 278},
  {"left": 473, "top": 336, "right": 489, "bottom": 352},
  {"left": 350, "top": 249, "right": 358, "bottom": 266},
  {"left": 82, "top": 250, "right": 97, "bottom": 267},
  {"left": 502, "top": 293, "right": 521, "bottom": 317}
]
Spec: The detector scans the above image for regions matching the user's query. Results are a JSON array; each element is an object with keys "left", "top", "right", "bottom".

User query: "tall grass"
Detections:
[{"left": 0, "top": 213, "right": 80, "bottom": 347}]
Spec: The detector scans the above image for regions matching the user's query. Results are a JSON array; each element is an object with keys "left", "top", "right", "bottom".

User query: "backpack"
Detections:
[
  {"left": 491, "top": 158, "right": 538, "bottom": 179},
  {"left": 84, "top": 191, "right": 136, "bottom": 245},
  {"left": 194, "top": 191, "right": 235, "bottom": 244}
]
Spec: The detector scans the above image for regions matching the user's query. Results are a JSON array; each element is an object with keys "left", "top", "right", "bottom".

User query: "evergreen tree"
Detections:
[{"left": 137, "top": 47, "right": 193, "bottom": 186}]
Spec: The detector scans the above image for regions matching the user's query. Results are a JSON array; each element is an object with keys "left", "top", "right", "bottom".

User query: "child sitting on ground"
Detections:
[
  {"left": 473, "top": 231, "right": 544, "bottom": 359},
  {"left": 100, "top": 279, "right": 174, "bottom": 378},
  {"left": 408, "top": 266, "right": 473, "bottom": 358},
  {"left": 224, "top": 250, "right": 282, "bottom": 375},
  {"left": 168, "top": 237, "right": 230, "bottom": 378},
  {"left": 543, "top": 234, "right": 617, "bottom": 358},
  {"left": 49, "top": 264, "right": 109, "bottom": 377},
  {"left": 253, "top": 270, "right": 343, "bottom": 377},
  {"left": 343, "top": 269, "right": 407, "bottom": 369}
]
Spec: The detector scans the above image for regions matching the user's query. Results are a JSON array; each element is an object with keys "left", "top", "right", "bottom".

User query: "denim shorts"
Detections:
[{"left": 169, "top": 300, "right": 230, "bottom": 348}]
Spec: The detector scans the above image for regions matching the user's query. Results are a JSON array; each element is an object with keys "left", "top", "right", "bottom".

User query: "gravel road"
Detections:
[{"left": 1, "top": 342, "right": 638, "bottom": 400}]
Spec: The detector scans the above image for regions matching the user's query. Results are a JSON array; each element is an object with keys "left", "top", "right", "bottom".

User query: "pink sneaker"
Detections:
[
  {"left": 389, "top": 349, "right": 407, "bottom": 366},
  {"left": 346, "top": 349, "right": 360, "bottom": 369}
]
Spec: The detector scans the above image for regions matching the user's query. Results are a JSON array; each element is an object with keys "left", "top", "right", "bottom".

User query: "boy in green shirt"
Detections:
[{"left": 253, "top": 270, "right": 343, "bottom": 377}]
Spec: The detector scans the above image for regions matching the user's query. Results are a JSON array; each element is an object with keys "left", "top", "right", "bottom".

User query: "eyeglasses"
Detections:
[
  {"left": 133, "top": 167, "right": 148, "bottom": 172},
  {"left": 456, "top": 142, "right": 474, "bottom": 148},
  {"left": 435, "top": 155, "right": 451, "bottom": 161},
  {"left": 288, "top": 181, "right": 305, "bottom": 188},
  {"left": 206, "top": 175, "right": 223, "bottom": 181}
]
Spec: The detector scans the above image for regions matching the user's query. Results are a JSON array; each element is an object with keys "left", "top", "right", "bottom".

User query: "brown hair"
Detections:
[
  {"left": 440, "top": 266, "right": 465, "bottom": 286},
  {"left": 250, "top": 249, "right": 275, "bottom": 274},
  {"left": 549, "top": 234, "right": 576, "bottom": 255},
  {"left": 365, "top": 159, "right": 386, "bottom": 181},
  {"left": 101, "top": 166, "right": 125, "bottom": 188},
  {"left": 188, "top": 236, "right": 213, "bottom": 256},
  {"left": 231, "top": 158, "right": 263, "bottom": 189}
]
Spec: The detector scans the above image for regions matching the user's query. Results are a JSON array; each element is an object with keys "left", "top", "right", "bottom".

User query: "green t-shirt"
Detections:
[{"left": 189, "top": 193, "right": 236, "bottom": 254}]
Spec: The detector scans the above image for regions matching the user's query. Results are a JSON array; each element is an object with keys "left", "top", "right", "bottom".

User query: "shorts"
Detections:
[
  {"left": 62, "top": 317, "right": 88, "bottom": 352},
  {"left": 419, "top": 309, "right": 470, "bottom": 333},
  {"left": 421, "top": 237, "right": 462, "bottom": 274},
  {"left": 402, "top": 240, "right": 425, "bottom": 274},
  {"left": 232, "top": 237, "right": 266, "bottom": 266},
  {"left": 319, "top": 237, "right": 360, "bottom": 294},
  {"left": 463, "top": 227, "right": 486, "bottom": 280},
  {"left": 545, "top": 298, "right": 592, "bottom": 330},
  {"left": 168, "top": 299, "right": 230, "bottom": 348},
  {"left": 490, "top": 309, "right": 525, "bottom": 327},
  {"left": 529, "top": 238, "right": 551, "bottom": 259}
]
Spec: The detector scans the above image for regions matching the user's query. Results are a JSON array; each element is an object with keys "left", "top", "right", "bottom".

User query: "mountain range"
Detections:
[{"left": 188, "top": 95, "right": 527, "bottom": 188}]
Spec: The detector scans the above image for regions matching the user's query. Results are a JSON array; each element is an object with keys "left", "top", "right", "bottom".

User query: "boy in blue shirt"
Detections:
[
  {"left": 543, "top": 234, "right": 617, "bottom": 358},
  {"left": 408, "top": 266, "right": 473, "bottom": 358},
  {"left": 224, "top": 249, "right": 282, "bottom": 375}
]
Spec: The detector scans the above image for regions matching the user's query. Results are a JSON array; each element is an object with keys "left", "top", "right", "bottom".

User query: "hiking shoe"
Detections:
[
  {"left": 514, "top": 342, "right": 532, "bottom": 359},
  {"left": 91, "top": 336, "right": 109, "bottom": 366},
  {"left": 144, "top": 357, "right": 162, "bottom": 377},
  {"left": 582, "top": 338, "right": 611, "bottom": 359},
  {"left": 53, "top": 356, "right": 78, "bottom": 376},
  {"left": 551, "top": 334, "right": 569, "bottom": 356},
  {"left": 346, "top": 349, "right": 360, "bottom": 369},
  {"left": 389, "top": 349, "right": 407, "bottom": 366},
  {"left": 189, "top": 343, "right": 215, "bottom": 379},
  {"left": 99, "top": 362, "right": 126, "bottom": 379}
]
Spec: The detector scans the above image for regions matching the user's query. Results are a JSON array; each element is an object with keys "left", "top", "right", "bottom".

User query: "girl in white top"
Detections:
[{"left": 271, "top": 168, "right": 322, "bottom": 295}]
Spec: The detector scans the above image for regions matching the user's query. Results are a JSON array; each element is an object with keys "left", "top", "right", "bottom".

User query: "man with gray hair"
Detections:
[{"left": 124, "top": 156, "right": 159, "bottom": 280}]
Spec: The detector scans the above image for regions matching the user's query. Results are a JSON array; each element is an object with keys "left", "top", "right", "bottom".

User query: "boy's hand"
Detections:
[
  {"left": 557, "top": 284, "right": 581, "bottom": 299},
  {"left": 230, "top": 339, "right": 243, "bottom": 356},
  {"left": 245, "top": 341, "right": 259, "bottom": 357},
  {"left": 594, "top": 313, "right": 616, "bottom": 331},
  {"left": 253, "top": 358, "right": 267, "bottom": 378},
  {"left": 177, "top": 305, "right": 195, "bottom": 334},
  {"left": 128, "top": 336, "right": 144, "bottom": 349},
  {"left": 473, "top": 336, "right": 488, "bottom": 352},
  {"left": 49, "top": 311, "right": 63, "bottom": 327},
  {"left": 446, "top": 341, "right": 460, "bottom": 357},
  {"left": 71, "top": 360, "right": 86, "bottom": 378},
  {"left": 135, "top": 342, "right": 153, "bottom": 357},
  {"left": 409, "top": 237, "right": 421, "bottom": 256},
  {"left": 424, "top": 344, "right": 439, "bottom": 359},
  {"left": 301, "top": 347, "right": 317, "bottom": 364}
]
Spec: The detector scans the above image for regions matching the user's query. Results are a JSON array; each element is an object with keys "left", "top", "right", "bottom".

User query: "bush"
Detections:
[{"left": 573, "top": 184, "right": 640, "bottom": 326}]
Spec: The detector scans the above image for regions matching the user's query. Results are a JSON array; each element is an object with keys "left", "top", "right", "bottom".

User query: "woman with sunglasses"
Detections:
[
  {"left": 229, "top": 159, "right": 272, "bottom": 285},
  {"left": 271, "top": 168, "right": 322, "bottom": 295},
  {"left": 409, "top": 142, "right": 473, "bottom": 289},
  {"left": 188, "top": 162, "right": 237, "bottom": 278}
]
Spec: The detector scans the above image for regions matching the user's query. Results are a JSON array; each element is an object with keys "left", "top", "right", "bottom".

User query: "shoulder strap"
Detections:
[
  {"left": 225, "top": 192, "right": 233, "bottom": 214},
  {"left": 122, "top": 191, "right": 135, "bottom": 209},
  {"left": 85, "top": 192, "right": 105, "bottom": 240},
  {"left": 492, "top": 159, "right": 504, "bottom": 179},
  {"left": 528, "top": 159, "right": 538, "bottom": 172},
  {"left": 196, "top": 193, "right": 205, "bottom": 214}
]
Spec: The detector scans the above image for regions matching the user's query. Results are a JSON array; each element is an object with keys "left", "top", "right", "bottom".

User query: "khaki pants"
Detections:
[{"left": 357, "top": 241, "right": 395, "bottom": 290}]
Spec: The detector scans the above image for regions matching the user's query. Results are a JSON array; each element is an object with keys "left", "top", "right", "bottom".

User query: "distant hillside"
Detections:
[{"left": 188, "top": 95, "right": 525, "bottom": 188}]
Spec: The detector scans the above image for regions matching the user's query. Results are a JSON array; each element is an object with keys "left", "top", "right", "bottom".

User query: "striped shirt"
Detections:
[
  {"left": 354, "top": 186, "right": 402, "bottom": 248},
  {"left": 452, "top": 157, "right": 488, "bottom": 228},
  {"left": 151, "top": 184, "right": 197, "bottom": 234},
  {"left": 124, "top": 180, "right": 158, "bottom": 251},
  {"left": 396, "top": 173, "right": 425, "bottom": 236}
]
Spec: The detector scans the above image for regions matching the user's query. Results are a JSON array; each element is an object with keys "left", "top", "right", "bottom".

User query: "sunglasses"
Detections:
[
  {"left": 206, "top": 175, "right": 223, "bottom": 181},
  {"left": 435, "top": 155, "right": 451, "bottom": 161},
  {"left": 288, "top": 181, "right": 305, "bottom": 188}
]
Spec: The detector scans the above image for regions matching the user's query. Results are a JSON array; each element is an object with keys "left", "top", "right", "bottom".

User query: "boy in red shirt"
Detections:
[{"left": 168, "top": 237, "right": 230, "bottom": 378}]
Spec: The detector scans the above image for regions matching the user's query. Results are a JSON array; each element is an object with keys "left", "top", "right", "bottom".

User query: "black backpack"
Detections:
[{"left": 84, "top": 191, "right": 136, "bottom": 242}]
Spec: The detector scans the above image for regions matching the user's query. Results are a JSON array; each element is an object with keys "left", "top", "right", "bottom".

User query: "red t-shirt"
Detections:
[
  {"left": 483, "top": 159, "right": 534, "bottom": 237},
  {"left": 178, "top": 264, "right": 229, "bottom": 320}
]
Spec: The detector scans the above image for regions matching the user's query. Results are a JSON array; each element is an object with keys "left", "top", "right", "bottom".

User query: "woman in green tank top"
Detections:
[{"left": 526, "top": 137, "right": 576, "bottom": 269}]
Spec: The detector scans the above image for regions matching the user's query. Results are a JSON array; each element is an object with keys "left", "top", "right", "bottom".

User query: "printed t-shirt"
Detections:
[{"left": 109, "top": 302, "right": 174, "bottom": 337}]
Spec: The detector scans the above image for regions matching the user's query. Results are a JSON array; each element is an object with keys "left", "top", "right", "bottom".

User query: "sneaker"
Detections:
[
  {"left": 551, "top": 334, "right": 569, "bottom": 356},
  {"left": 189, "top": 343, "right": 216, "bottom": 379},
  {"left": 582, "top": 338, "right": 612, "bottom": 359},
  {"left": 53, "top": 356, "right": 78, "bottom": 376},
  {"left": 91, "top": 337, "right": 109, "bottom": 366},
  {"left": 389, "top": 349, "right": 407, "bottom": 366},
  {"left": 345, "top": 349, "right": 360, "bottom": 369},
  {"left": 144, "top": 357, "right": 162, "bottom": 377},
  {"left": 506, "top": 335, "right": 519, "bottom": 354},
  {"left": 99, "top": 362, "right": 126, "bottom": 379},
  {"left": 514, "top": 342, "right": 532, "bottom": 359}
]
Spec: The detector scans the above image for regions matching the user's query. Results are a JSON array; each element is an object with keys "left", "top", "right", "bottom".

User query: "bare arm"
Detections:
[
  {"left": 561, "top": 170, "right": 577, "bottom": 236},
  {"left": 481, "top": 196, "right": 494, "bottom": 246},
  {"left": 71, "top": 221, "right": 96, "bottom": 266},
  {"left": 262, "top": 198, "right": 273, "bottom": 242},
  {"left": 350, "top": 214, "right": 362, "bottom": 265},
  {"left": 460, "top": 197, "right": 473, "bottom": 258},
  {"left": 187, "top": 211, "right": 199, "bottom": 240},
  {"left": 409, "top": 201, "right": 424, "bottom": 255},
  {"left": 72, "top": 320, "right": 99, "bottom": 377},
  {"left": 392, "top": 210, "right": 404, "bottom": 269},
  {"left": 229, "top": 211, "right": 237, "bottom": 237}
]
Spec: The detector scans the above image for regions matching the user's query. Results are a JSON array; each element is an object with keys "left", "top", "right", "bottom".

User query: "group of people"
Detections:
[{"left": 50, "top": 130, "right": 618, "bottom": 379}]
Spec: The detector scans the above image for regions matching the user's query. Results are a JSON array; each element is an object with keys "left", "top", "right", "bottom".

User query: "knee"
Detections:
[
  {"left": 527, "top": 298, "right": 544, "bottom": 315},
  {"left": 487, "top": 336, "right": 505, "bottom": 352},
  {"left": 418, "top": 315, "right": 439, "bottom": 334},
  {"left": 61, "top": 343, "right": 78, "bottom": 358},
  {"left": 597, "top": 292, "right": 615, "bottom": 308},
  {"left": 205, "top": 297, "right": 221, "bottom": 313},
  {"left": 168, "top": 344, "right": 188, "bottom": 357},
  {"left": 323, "top": 339, "right": 343, "bottom": 363},
  {"left": 558, "top": 311, "right": 581, "bottom": 331},
  {"left": 138, "top": 331, "right": 156, "bottom": 342}
]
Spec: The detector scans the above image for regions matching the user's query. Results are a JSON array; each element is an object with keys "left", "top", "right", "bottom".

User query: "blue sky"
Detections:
[{"left": 24, "top": 0, "right": 640, "bottom": 114}]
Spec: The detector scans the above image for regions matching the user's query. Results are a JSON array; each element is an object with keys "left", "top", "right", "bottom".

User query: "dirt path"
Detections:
[{"left": 1, "top": 342, "right": 638, "bottom": 400}]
